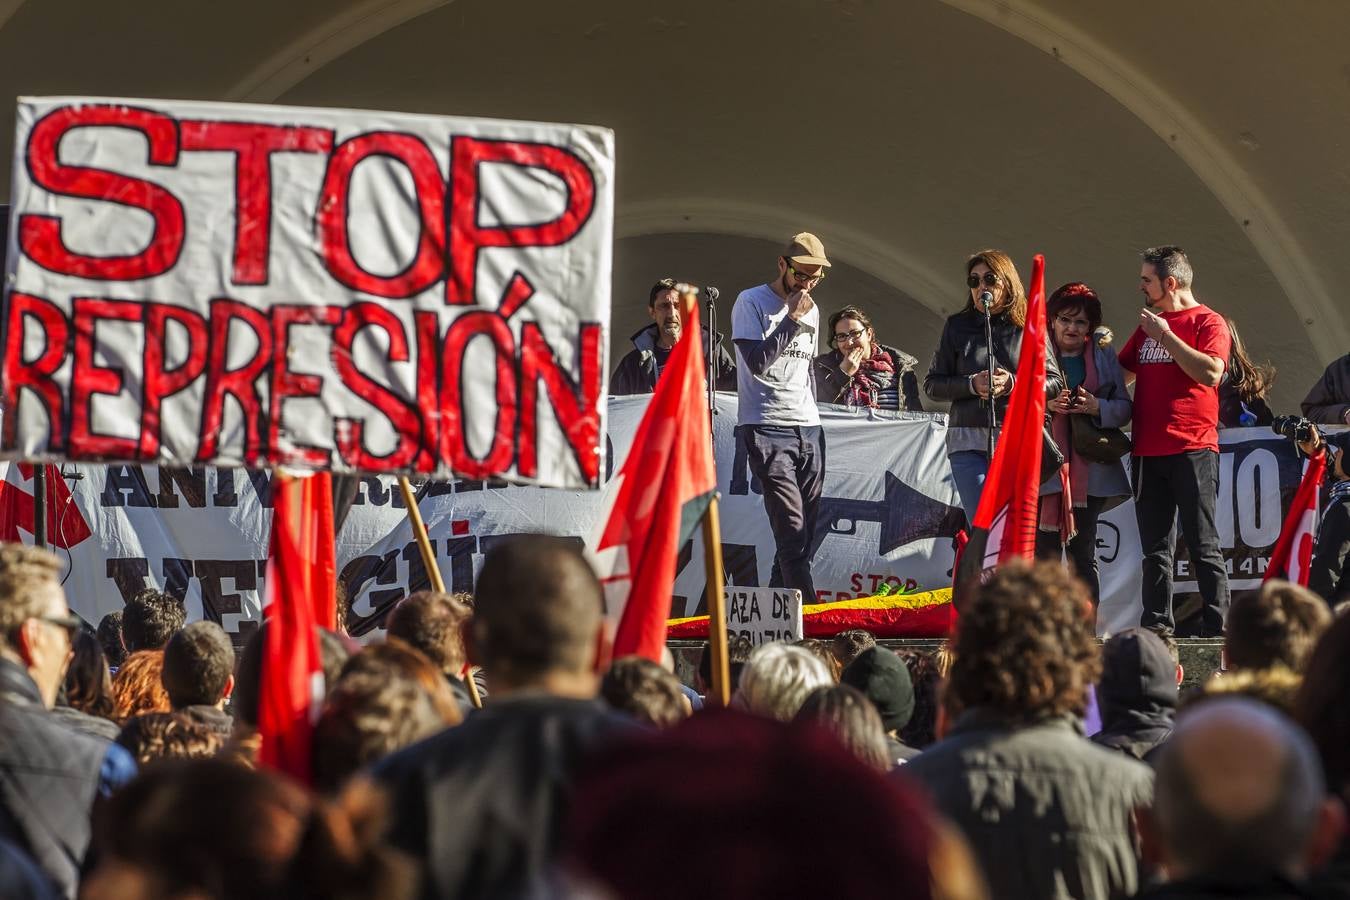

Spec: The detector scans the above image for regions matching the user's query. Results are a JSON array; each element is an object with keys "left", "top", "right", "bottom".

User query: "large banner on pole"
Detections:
[
  {"left": 2, "top": 97, "right": 614, "bottom": 488},
  {"left": 0, "top": 395, "right": 1322, "bottom": 642}
]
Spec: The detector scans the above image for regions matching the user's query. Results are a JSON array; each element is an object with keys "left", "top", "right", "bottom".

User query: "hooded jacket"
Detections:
[
  {"left": 610, "top": 323, "right": 737, "bottom": 396},
  {"left": 1091, "top": 629, "right": 1177, "bottom": 761}
]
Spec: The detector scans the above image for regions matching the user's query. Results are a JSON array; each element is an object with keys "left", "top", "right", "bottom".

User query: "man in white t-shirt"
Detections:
[{"left": 732, "top": 233, "right": 828, "bottom": 601}]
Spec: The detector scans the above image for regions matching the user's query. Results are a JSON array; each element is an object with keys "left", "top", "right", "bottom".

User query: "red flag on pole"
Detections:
[
  {"left": 258, "top": 470, "right": 335, "bottom": 784},
  {"left": 1264, "top": 449, "right": 1326, "bottom": 587},
  {"left": 954, "top": 254, "right": 1049, "bottom": 607},
  {"left": 588, "top": 288, "right": 717, "bottom": 662}
]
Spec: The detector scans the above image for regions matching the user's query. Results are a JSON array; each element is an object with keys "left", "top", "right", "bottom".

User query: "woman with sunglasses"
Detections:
[
  {"left": 814, "top": 305, "right": 923, "bottom": 411},
  {"left": 924, "top": 250, "right": 1063, "bottom": 523},
  {"left": 1036, "top": 282, "right": 1132, "bottom": 604}
]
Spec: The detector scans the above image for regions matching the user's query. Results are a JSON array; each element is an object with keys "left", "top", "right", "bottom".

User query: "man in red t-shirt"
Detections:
[{"left": 1119, "top": 246, "right": 1232, "bottom": 636}]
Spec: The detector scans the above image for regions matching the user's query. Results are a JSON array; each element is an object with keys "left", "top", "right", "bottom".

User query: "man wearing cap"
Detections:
[{"left": 732, "top": 233, "right": 829, "bottom": 601}]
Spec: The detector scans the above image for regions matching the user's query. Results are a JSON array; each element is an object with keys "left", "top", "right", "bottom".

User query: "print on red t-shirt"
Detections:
[{"left": 1118, "top": 304, "right": 1231, "bottom": 456}]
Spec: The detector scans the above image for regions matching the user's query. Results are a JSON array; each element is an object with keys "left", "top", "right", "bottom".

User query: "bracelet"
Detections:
[
  {"left": 1343, "top": 409, "right": 1350, "bottom": 426},
  {"left": 968, "top": 373, "right": 979, "bottom": 396}
]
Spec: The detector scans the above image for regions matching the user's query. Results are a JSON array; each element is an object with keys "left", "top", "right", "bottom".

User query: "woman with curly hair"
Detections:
[
  {"left": 924, "top": 250, "right": 1064, "bottom": 522},
  {"left": 905, "top": 560, "right": 1153, "bottom": 899},
  {"left": 110, "top": 650, "right": 171, "bottom": 723}
]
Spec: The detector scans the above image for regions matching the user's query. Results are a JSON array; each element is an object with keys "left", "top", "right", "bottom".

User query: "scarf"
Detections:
[
  {"left": 1039, "top": 347, "right": 1098, "bottom": 545},
  {"left": 843, "top": 344, "right": 896, "bottom": 408}
]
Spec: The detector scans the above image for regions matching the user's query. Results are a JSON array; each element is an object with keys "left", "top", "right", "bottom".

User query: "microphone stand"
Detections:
[{"left": 981, "top": 292, "right": 997, "bottom": 461}]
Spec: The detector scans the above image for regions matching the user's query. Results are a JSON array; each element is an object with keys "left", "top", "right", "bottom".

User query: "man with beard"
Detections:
[{"left": 610, "top": 278, "right": 736, "bottom": 395}]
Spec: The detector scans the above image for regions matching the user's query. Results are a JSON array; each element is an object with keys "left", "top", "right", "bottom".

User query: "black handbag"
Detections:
[{"left": 1070, "top": 415, "right": 1132, "bottom": 463}]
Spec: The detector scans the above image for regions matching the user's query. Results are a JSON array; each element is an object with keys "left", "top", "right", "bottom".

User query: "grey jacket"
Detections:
[
  {"left": 903, "top": 710, "right": 1153, "bottom": 900},
  {"left": 1302, "top": 353, "right": 1350, "bottom": 425},
  {"left": 1040, "top": 343, "right": 1132, "bottom": 504}
]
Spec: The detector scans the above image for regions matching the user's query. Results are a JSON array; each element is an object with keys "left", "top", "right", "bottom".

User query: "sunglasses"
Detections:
[
  {"left": 832, "top": 329, "right": 867, "bottom": 344},
  {"left": 785, "top": 262, "right": 825, "bottom": 284},
  {"left": 967, "top": 272, "right": 1000, "bottom": 289},
  {"left": 39, "top": 613, "right": 81, "bottom": 640}
]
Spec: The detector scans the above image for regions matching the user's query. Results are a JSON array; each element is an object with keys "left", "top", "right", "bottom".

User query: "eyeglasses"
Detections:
[
  {"left": 38, "top": 613, "right": 81, "bottom": 641},
  {"left": 967, "top": 272, "right": 1000, "bottom": 289},
  {"left": 832, "top": 329, "right": 867, "bottom": 344},
  {"left": 785, "top": 262, "right": 825, "bottom": 284},
  {"left": 1055, "top": 315, "right": 1090, "bottom": 329}
]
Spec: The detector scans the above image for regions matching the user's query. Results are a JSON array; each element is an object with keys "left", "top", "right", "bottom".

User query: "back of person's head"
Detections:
[
  {"left": 114, "top": 711, "right": 223, "bottom": 765},
  {"left": 1098, "top": 628, "right": 1178, "bottom": 725},
  {"left": 121, "top": 589, "right": 186, "bottom": 652},
  {"left": 1297, "top": 614, "right": 1350, "bottom": 801},
  {"left": 600, "top": 656, "right": 689, "bottom": 728},
  {"left": 313, "top": 666, "right": 457, "bottom": 793},
  {"left": 1147, "top": 698, "right": 1340, "bottom": 879},
  {"left": 733, "top": 643, "right": 832, "bottom": 722},
  {"left": 87, "top": 759, "right": 414, "bottom": 900},
  {"left": 946, "top": 560, "right": 1099, "bottom": 722},
  {"left": 64, "top": 628, "right": 115, "bottom": 719},
  {"left": 564, "top": 709, "right": 981, "bottom": 900},
  {"left": 830, "top": 629, "right": 877, "bottom": 672},
  {"left": 162, "top": 621, "right": 235, "bottom": 709},
  {"left": 795, "top": 638, "right": 841, "bottom": 681},
  {"left": 233, "top": 624, "right": 353, "bottom": 728},
  {"left": 897, "top": 648, "right": 942, "bottom": 749},
  {"left": 840, "top": 646, "right": 915, "bottom": 737},
  {"left": 1225, "top": 580, "right": 1331, "bottom": 673},
  {"left": 471, "top": 535, "right": 601, "bottom": 688},
  {"left": 1188, "top": 666, "right": 1302, "bottom": 716},
  {"left": 794, "top": 684, "right": 891, "bottom": 771},
  {"left": 97, "top": 609, "right": 127, "bottom": 668},
  {"left": 336, "top": 639, "right": 461, "bottom": 726},
  {"left": 0, "top": 544, "right": 62, "bottom": 655},
  {"left": 111, "top": 650, "right": 171, "bottom": 723},
  {"left": 698, "top": 633, "right": 753, "bottom": 695},
  {"left": 385, "top": 591, "right": 471, "bottom": 680}
]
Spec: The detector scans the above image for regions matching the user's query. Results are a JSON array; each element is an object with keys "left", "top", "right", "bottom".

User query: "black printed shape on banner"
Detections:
[
  {"left": 811, "top": 472, "right": 965, "bottom": 560},
  {"left": 155, "top": 467, "right": 208, "bottom": 508},
  {"left": 106, "top": 558, "right": 150, "bottom": 603},
  {"left": 195, "top": 559, "right": 258, "bottom": 634},
  {"left": 340, "top": 549, "right": 406, "bottom": 638},
  {"left": 161, "top": 558, "right": 193, "bottom": 601},
  {"left": 442, "top": 536, "right": 477, "bottom": 593},
  {"left": 100, "top": 466, "right": 157, "bottom": 508}
]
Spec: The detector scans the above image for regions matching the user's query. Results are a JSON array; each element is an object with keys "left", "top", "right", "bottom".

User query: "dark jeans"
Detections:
[
  {"left": 1132, "top": 451, "right": 1229, "bottom": 636},
  {"left": 1310, "top": 492, "right": 1350, "bottom": 606},
  {"left": 741, "top": 425, "right": 825, "bottom": 602},
  {"left": 1035, "top": 495, "right": 1107, "bottom": 604}
]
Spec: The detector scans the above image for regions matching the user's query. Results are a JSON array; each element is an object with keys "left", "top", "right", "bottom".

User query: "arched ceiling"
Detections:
[{"left": 0, "top": 0, "right": 1343, "bottom": 411}]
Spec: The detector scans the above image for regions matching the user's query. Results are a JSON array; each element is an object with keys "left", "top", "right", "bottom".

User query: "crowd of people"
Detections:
[
  {"left": 2, "top": 533, "right": 1350, "bottom": 898},
  {"left": 614, "top": 236, "right": 1350, "bottom": 620}
]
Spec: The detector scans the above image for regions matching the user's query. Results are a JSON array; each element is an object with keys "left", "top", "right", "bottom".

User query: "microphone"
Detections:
[
  {"left": 978, "top": 289, "right": 994, "bottom": 311},
  {"left": 703, "top": 286, "right": 720, "bottom": 303}
]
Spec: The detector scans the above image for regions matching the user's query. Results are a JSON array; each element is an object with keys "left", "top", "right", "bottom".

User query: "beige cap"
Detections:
[{"left": 785, "top": 232, "right": 831, "bottom": 267}]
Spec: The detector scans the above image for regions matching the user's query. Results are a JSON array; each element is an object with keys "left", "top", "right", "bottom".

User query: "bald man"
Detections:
[{"left": 1137, "top": 698, "right": 1345, "bottom": 897}]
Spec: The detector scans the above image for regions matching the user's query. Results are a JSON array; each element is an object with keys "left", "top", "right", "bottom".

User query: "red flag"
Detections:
[
  {"left": 954, "top": 255, "right": 1049, "bottom": 607},
  {"left": 588, "top": 289, "right": 716, "bottom": 661},
  {"left": 1264, "top": 449, "right": 1326, "bottom": 586},
  {"left": 258, "top": 470, "right": 335, "bottom": 783}
]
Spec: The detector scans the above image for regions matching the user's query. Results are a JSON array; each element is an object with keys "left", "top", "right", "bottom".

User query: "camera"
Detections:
[{"left": 1272, "top": 415, "right": 1315, "bottom": 444}]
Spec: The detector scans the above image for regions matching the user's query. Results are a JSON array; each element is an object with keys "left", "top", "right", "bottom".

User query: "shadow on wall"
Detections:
[{"left": 610, "top": 232, "right": 948, "bottom": 406}]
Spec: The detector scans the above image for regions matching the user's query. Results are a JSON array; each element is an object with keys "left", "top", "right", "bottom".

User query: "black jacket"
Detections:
[
  {"left": 1219, "top": 381, "right": 1274, "bottom": 428},
  {"left": 0, "top": 658, "right": 118, "bottom": 899},
  {"left": 1132, "top": 870, "right": 1324, "bottom": 899},
  {"left": 923, "top": 306, "right": 1064, "bottom": 432},
  {"left": 1303, "top": 353, "right": 1350, "bottom": 426},
  {"left": 375, "top": 693, "right": 633, "bottom": 900},
  {"left": 610, "top": 324, "right": 736, "bottom": 396},
  {"left": 177, "top": 704, "right": 233, "bottom": 738},
  {"left": 814, "top": 344, "right": 924, "bottom": 411},
  {"left": 1092, "top": 631, "right": 1177, "bottom": 762}
]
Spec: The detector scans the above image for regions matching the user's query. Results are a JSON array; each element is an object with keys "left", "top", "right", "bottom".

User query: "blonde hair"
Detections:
[{"left": 0, "top": 545, "right": 62, "bottom": 646}]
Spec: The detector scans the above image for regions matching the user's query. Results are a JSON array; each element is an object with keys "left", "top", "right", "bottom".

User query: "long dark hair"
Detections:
[
  {"left": 964, "top": 250, "right": 1026, "bottom": 327},
  {"left": 1225, "top": 316, "right": 1275, "bottom": 404}
]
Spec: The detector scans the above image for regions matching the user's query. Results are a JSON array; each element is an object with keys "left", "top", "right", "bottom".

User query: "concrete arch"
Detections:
[
  {"left": 224, "top": 0, "right": 450, "bottom": 103},
  {"left": 616, "top": 198, "right": 956, "bottom": 320},
  {"left": 940, "top": 0, "right": 1348, "bottom": 362}
]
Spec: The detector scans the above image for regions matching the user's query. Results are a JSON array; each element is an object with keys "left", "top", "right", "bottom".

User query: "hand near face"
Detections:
[
  {"left": 841, "top": 346, "right": 866, "bottom": 376},
  {"left": 1139, "top": 308, "right": 1170, "bottom": 342},
  {"left": 787, "top": 290, "right": 815, "bottom": 322}
]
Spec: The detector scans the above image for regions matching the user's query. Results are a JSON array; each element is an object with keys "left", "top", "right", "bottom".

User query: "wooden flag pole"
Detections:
[
  {"left": 397, "top": 475, "right": 482, "bottom": 709},
  {"left": 701, "top": 493, "right": 731, "bottom": 707}
]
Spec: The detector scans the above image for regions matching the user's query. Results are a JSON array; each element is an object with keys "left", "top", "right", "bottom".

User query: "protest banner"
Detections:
[
  {"left": 725, "top": 586, "right": 803, "bottom": 646},
  {"left": 0, "top": 397, "right": 1329, "bottom": 641},
  {"left": 2, "top": 97, "right": 614, "bottom": 489}
]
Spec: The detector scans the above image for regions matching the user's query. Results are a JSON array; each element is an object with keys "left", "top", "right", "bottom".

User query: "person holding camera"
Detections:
[
  {"left": 1119, "top": 246, "right": 1231, "bottom": 636},
  {"left": 1036, "top": 283, "right": 1132, "bottom": 604},
  {"left": 1290, "top": 423, "right": 1350, "bottom": 606}
]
